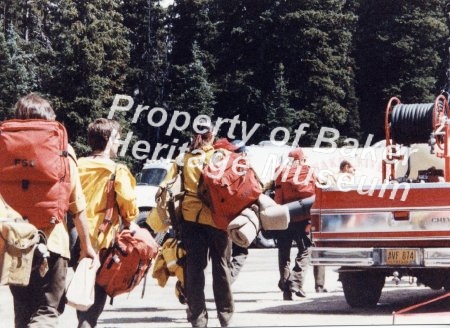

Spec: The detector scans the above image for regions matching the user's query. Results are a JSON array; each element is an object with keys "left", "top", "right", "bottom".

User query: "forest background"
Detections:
[{"left": 1, "top": 0, "right": 449, "bottom": 172}]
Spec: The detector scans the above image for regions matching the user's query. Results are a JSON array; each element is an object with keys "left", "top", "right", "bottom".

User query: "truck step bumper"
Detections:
[{"left": 310, "top": 247, "right": 450, "bottom": 267}]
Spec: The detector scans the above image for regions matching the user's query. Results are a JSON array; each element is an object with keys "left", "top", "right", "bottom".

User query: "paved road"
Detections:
[{"left": 1, "top": 248, "right": 449, "bottom": 327}]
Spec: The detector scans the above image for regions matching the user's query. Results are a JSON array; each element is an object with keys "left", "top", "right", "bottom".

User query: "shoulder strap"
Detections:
[{"left": 98, "top": 164, "right": 118, "bottom": 235}]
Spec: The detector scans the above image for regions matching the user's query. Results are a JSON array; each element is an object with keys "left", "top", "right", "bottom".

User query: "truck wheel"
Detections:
[{"left": 340, "top": 271, "right": 385, "bottom": 308}]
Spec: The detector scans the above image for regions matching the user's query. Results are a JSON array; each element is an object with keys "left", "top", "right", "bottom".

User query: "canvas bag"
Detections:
[
  {"left": 66, "top": 257, "right": 101, "bottom": 311},
  {"left": 0, "top": 119, "right": 71, "bottom": 229},
  {"left": 0, "top": 217, "right": 40, "bottom": 286},
  {"left": 96, "top": 227, "right": 159, "bottom": 298},
  {"left": 198, "top": 151, "right": 262, "bottom": 230},
  {"left": 152, "top": 237, "right": 186, "bottom": 304},
  {"left": 147, "top": 171, "right": 184, "bottom": 233}
]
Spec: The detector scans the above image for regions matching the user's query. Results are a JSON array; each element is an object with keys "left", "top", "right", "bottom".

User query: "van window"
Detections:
[{"left": 137, "top": 168, "right": 167, "bottom": 186}]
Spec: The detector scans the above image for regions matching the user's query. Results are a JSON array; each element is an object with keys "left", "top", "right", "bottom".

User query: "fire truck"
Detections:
[{"left": 310, "top": 88, "right": 450, "bottom": 307}]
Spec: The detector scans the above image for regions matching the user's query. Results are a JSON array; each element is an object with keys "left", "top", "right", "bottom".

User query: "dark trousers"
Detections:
[
  {"left": 182, "top": 221, "right": 234, "bottom": 327},
  {"left": 76, "top": 283, "right": 108, "bottom": 328},
  {"left": 314, "top": 265, "right": 326, "bottom": 288},
  {"left": 229, "top": 242, "right": 248, "bottom": 284},
  {"left": 10, "top": 252, "right": 67, "bottom": 328},
  {"left": 277, "top": 221, "right": 312, "bottom": 293}
]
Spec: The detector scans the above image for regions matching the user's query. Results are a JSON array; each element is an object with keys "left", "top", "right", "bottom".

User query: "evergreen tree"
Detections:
[
  {"left": 121, "top": 0, "right": 171, "bottom": 147},
  {"left": 209, "top": 0, "right": 279, "bottom": 142},
  {"left": 355, "top": 0, "right": 447, "bottom": 140},
  {"left": 48, "top": 0, "right": 131, "bottom": 156},
  {"left": 0, "top": 25, "right": 39, "bottom": 120},
  {"left": 275, "top": 0, "right": 359, "bottom": 144},
  {"left": 169, "top": 43, "right": 215, "bottom": 140},
  {"left": 265, "top": 63, "right": 296, "bottom": 142}
]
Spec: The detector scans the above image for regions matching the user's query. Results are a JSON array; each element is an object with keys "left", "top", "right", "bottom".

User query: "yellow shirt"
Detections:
[
  {"left": 0, "top": 195, "right": 22, "bottom": 219},
  {"left": 78, "top": 157, "right": 139, "bottom": 250},
  {"left": 163, "top": 146, "right": 216, "bottom": 227},
  {"left": 44, "top": 145, "right": 87, "bottom": 259}
]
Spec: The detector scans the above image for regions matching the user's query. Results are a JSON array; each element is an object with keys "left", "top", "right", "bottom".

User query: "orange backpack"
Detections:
[
  {"left": 275, "top": 164, "right": 316, "bottom": 204},
  {"left": 96, "top": 227, "right": 159, "bottom": 298},
  {"left": 0, "top": 119, "right": 71, "bottom": 229},
  {"left": 198, "top": 151, "right": 262, "bottom": 230}
]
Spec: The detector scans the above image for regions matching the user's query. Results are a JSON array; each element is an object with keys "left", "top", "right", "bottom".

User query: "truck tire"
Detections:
[{"left": 340, "top": 271, "right": 385, "bottom": 308}]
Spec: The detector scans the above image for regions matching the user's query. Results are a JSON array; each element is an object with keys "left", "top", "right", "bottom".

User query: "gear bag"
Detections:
[
  {"left": 0, "top": 119, "right": 71, "bottom": 229},
  {"left": 96, "top": 227, "right": 159, "bottom": 298},
  {"left": 275, "top": 164, "right": 315, "bottom": 204},
  {"left": 152, "top": 237, "right": 186, "bottom": 304},
  {"left": 147, "top": 170, "right": 184, "bottom": 234},
  {"left": 0, "top": 217, "right": 40, "bottom": 286},
  {"left": 198, "top": 151, "right": 262, "bottom": 230}
]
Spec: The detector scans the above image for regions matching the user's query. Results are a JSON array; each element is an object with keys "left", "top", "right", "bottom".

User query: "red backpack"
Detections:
[
  {"left": 0, "top": 119, "right": 71, "bottom": 229},
  {"left": 198, "top": 151, "right": 262, "bottom": 230},
  {"left": 275, "top": 164, "right": 316, "bottom": 204},
  {"left": 96, "top": 227, "right": 159, "bottom": 298}
]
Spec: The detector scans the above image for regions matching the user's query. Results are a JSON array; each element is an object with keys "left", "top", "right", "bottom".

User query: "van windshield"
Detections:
[{"left": 138, "top": 168, "right": 167, "bottom": 186}]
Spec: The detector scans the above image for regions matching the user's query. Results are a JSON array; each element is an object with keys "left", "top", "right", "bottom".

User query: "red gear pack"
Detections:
[
  {"left": 274, "top": 164, "right": 316, "bottom": 205},
  {"left": 96, "top": 227, "right": 159, "bottom": 298},
  {"left": 0, "top": 119, "right": 71, "bottom": 229},
  {"left": 198, "top": 151, "right": 262, "bottom": 230}
]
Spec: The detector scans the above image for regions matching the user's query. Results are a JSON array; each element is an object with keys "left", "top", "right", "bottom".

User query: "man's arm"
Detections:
[{"left": 73, "top": 209, "right": 96, "bottom": 260}]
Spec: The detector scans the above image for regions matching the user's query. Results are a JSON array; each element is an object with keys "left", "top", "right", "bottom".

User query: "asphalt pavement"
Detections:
[{"left": 1, "top": 248, "right": 449, "bottom": 327}]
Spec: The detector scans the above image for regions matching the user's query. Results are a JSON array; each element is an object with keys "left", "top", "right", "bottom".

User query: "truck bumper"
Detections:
[{"left": 310, "top": 247, "right": 450, "bottom": 267}]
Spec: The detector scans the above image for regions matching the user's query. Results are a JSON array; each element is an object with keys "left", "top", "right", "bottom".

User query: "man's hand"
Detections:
[{"left": 79, "top": 243, "right": 96, "bottom": 260}]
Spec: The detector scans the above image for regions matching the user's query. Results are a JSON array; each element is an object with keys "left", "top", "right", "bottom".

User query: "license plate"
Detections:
[{"left": 386, "top": 249, "right": 417, "bottom": 265}]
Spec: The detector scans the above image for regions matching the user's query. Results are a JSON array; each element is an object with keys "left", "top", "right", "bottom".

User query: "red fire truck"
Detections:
[{"left": 310, "top": 94, "right": 450, "bottom": 307}]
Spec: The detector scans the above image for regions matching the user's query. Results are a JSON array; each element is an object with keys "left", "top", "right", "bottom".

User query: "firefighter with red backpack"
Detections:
[
  {"left": 273, "top": 147, "right": 326, "bottom": 300},
  {"left": 161, "top": 119, "right": 234, "bottom": 327},
  {"left": 1, "top": 93, "right": 96, "bottom": 327},
  {"left": 76, "top": 118, "right": 151, "bottom": 327}
]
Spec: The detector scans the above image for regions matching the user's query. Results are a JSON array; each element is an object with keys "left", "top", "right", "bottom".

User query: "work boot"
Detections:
[
  {"left": 294, "top": 289, "right": 306, "bottom": 298},
  {"left": 315, "top": 286, "right": 328, "bottom": 293},
  {"left": 283, "top": 290, "right": 293, "bottom": 301}
]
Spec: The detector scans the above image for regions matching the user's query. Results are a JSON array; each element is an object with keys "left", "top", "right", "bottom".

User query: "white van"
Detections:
[{"left": 134, "top": 159, "right": 172, "bottom": 229}]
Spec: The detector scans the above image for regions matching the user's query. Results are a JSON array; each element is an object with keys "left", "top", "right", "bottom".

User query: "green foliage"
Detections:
[
  {"left": 0, "top": 25, "right": 39, "bottom": 120},
  {"left": 47, "top": 0, "right": 131, "bottom": 157},
  {"left": 170, "top": 42, "right": 215, "bottom": 139},
  {"left": 266, "top": 63, "right": 296, "bottom": 141},
  {"left": 355, "top": 0, "right": 447, "bottom": 140},
  {"left": 2, "top": 0, "right": 450, "bottom": 165}
]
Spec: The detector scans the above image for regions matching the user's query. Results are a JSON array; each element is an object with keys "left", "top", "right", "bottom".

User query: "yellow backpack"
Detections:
[{"left": 152, "top": 237, "right": 186, "bottom": 304}]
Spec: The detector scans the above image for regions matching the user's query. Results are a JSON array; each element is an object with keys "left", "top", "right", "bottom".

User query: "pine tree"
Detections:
[
  {"left": 275, "top": 0, "right": 360, "bottom": 144},
  {"left": 121, "top": 0, "right": 171, "bottom": 147},
  {"left": 0, "top": 25, "right": 39, "bottom": 120},
  {"left": 355, "top": 0, "right": 447, "bottom": 140},
  {"left": 169, "top": 42, "right": 215, "bottom": 140},
  {"left": 266, "top": 63, "right": 296, "bottom": 142},
  {"left": 209, "top": 0, "right": 279, "bottom": 142},
  {"left": 48, "top": 0, "right": 131, "bottom": 156}
]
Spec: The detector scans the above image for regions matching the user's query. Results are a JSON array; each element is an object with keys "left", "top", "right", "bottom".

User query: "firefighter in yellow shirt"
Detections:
[
  {"left": 161, "top": 119, "right": 234, "bottom": 327},
  {"left": 77, "top": 118, "right": 139, "bottom": 328}
]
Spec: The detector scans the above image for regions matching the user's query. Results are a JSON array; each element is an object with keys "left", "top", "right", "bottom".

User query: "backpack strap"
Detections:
[{"left": 98, "top": 165, "right": 117, "bottom": 236}]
